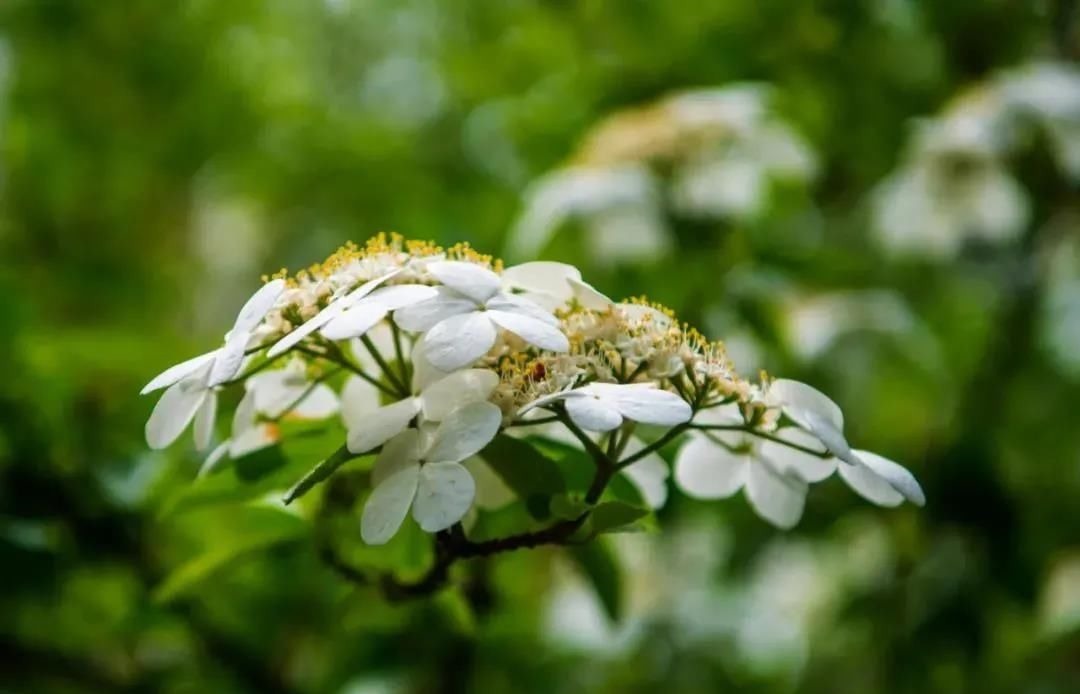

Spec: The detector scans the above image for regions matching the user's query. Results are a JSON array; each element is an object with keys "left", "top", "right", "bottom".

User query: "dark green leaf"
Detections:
[
  {"left": 589, "top": 501, "right": 650, "bottom": 534},
  {"left": 153, "top": 505, "right": 307, "bottom": 604},
  {"left": 480, "top": 435, "right": 566, "bottom": 519}
]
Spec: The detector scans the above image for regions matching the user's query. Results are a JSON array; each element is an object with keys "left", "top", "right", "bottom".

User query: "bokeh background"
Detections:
[{"left": 2, "top": 1, "right": 1080, "bottom": 692}]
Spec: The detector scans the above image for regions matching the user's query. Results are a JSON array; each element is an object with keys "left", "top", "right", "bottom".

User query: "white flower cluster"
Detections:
[
  {"left": 141, "top": 234, "right": 923, "bottom": 544},
  {"left": 507, "top": 84, "right": 817, "bottom": 263},
  {"left": 873, "top": 61, "right": 1080, "bottom": 259}
]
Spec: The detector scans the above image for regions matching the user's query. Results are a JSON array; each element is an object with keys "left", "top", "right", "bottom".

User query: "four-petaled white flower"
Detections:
[
  {"left": 394, "top": 261, "right": 570, "bottom": 371},
  {"left": 143, "top": 279, "right": 286, "bottom": 450},
  {"left": 768, "top": 379, "right": 925, "bottom": 507},
  {"left": 361, "top": 401, "right": 503, "bottom": 544},
  {"left": 343, "top": 367, "right": 499, "bottom": 455},
  {"left": 519, "top": 382, "right": 692, "bottom": 432},
  {"left": 674, "top": 405, "right": 835, "bottom": 528},
  {"left": 200, "top": 361, "right": 341, "bottom": 477}
]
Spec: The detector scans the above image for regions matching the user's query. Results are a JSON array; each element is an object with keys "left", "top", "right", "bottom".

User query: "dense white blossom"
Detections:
[{"left": 141, "top": 234, "right": 924, "bottom": 548}]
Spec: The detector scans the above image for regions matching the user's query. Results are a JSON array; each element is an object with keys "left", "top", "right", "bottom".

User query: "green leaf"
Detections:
[
  {"left": 153, "top": 504, "right": 307, "bottom": 604},
  {"left": 159, "top": 420, "right": 350, "bottom": 517},
  {"left": 549, "top": 493, "right": 590, "bottom": 520},
  {"left": 479, "top": 435, "right": 565, "bottom": 519},
  {"left": 568, "top": 541, "right": 623, "bottom": 623},
  {"left": 283, "top": 444, "right": 357, "bottom": 504},
  {"left": 589, "top": 501, "right": 650, "bottom": 534}
]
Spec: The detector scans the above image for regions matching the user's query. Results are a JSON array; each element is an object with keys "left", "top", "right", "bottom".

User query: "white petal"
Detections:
[
  {"left": 140, "top": 349, "right": 219, "bottom": 395},
  {"left": 208, "top": 331, "right": 250, "bottom": 386},
  {"left": 346, "top": 397, "right": 421, "bottom": 454},
  {"left": 674, "top": 434, "right": 748, "bottom": 499},
  {"left": 421, "top": 312, "right": 497, "bottom": 371},
  {"left": 361, "top": 464, "right": 421, "bottom": 545},
  {"left": 339, "top": 375, "right": 381, "bottom": 425},
  {"left": 368, "top": 284, "right": 439, "bottom": 310},
  {"left": 501, "top": 261, "right": 581, "bottom": 299},
  {"left": 412, "top": 461, "right": 476, "bottom": 532},
  {"left": 229, "top": 423, "right": 279, "bottom": 458},
  {"left": 266, "top": 272, "right": 398, "bottom": 357},
  {"left": 759, "top": 428, "right": 836, "bottom": 483},
  {"left": 694, "top": 403, "right": 744, "bottom": 426},
  {"left": 198, "top": 442, "right": 230, "bottom": 478},
  {"left": 746, "top": 460, "right": 807, "bottom": 529},
  {"left": 852, "top": 449, "right": 925, "bottom": 506},
  {"left": 486, "top": 309, "right": 570, "bottom": 352},
  {"left": 620, "top": 438, "right": 669, "bottom": 509},
  {"left": 514, "top": 389, "right": 583, "bottom": 418},
  {"left": 410, "top": 339, "right": 448, "bottom": 392},
  {"left": 588, "top": 383, "right": 692, "bottom": 426},
  {"left": 289, "top": 384, "right": 340, "bottom": 420},
  {"left": 393, "top": 287, "right": 477, "bottom": 333},
  {"left": 145, "top": 376, "right": 209, "bottom": 450},
  {"left": 231, "top": 279, "right": 286, "bottom": 334},
  {"left": 371, "top": 429, "right": 422, "bottom": 486},
  {"left": 485, "top": 293, "right": 560, "bottom": 326},
  {"left": 424, "top": 401, "right": 502, "bottom": 463},
  {"left": 419, "top": 369, "right": 499, "bottom": 421},
  {"left": 769, "top": 378, "right": 844, "bottom": 432},
  {"left": 249, "top": 369, "right": 304, "bottom": 417},
  {"left": 193, "top": 391, "right": 218, "bottom": 451},
  {"left": 566, "top": 395, "right": 623, "bottom": 432},
  {"left": 837, "top": 460, "right": 905, "bottom": 507},
  {"left": 320, "top": 302, "right": 388, "bottom": 341},
  {"left": 568, "top": 278, "right": 613, "bottom": 310},
  {"left": 427, "top": 261, "right": 502, "bottom": 303},
  {"left": 232, "top": 387, "right": 258, "bottom": 433}
]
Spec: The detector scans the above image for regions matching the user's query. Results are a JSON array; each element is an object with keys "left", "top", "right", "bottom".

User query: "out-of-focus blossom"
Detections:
[
  {"left": 999, "top": 62, "right": 1080, "bottom": 181},
  {"left": 872, "top": 61, "right": 1080, "bottom": 259},
  {"left": 782, "top": 289, "right": 919, "bottom": 362},
  {"left": 508, "top": 85, "right": 817, "bottom": 263},
  {"left": 1039, "top": 219, "right": 1080, "bottom": 377},
  {"left": 872, "top": 90, "right": 1029, "bottom": 259},
  {"left": 1039, "top": 551, "right": 1080, "bottom": 638}
]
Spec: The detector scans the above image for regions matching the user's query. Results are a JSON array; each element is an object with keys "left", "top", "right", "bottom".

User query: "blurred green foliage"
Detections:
[{"left": 2, "top": 1, "right": 1079, "bottom": 692}]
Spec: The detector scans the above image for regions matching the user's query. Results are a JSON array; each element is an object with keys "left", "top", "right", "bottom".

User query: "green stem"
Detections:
[
  {"left": 615, "top": 422, "right": 690, "bottom": 470},
  {"left": 691, "top": 424, "right": 831, "bottom": 459},
  {"left": 360, "top": 334, "right": 410, "bottom": 397},
  {"left": 295, "top": 346, "right": 398, "bottom": 398}
]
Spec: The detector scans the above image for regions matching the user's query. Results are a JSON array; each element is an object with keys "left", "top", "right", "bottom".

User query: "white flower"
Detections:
[
  {"left": 360, "top": 401, "right": 503, "bottom": 544},
  {"left": 872, "top": 97, "right": 1028, "bottom": 259},
  {"left": 767, "top": 379, "right": 925, "bottom": 507},
  {"left": 319, "top": 283, "right": 437, "bottom": 340},
  {"left": 393, "top": 261, "right": 569, "bottom": 371},
  {"left": 247, "top": 359, "right": 340, "bottom": 420},
  {"left": 519, "top": 382, "right": 692, "bottom": 432},
  {"left": 267, "top": 270, "right": 400, "bottom": 357},
  {"left": 999, "top": 61, "right": 1080, "bottom": 181},
  {"left": 674, "top": 405, "right": 835, "bottom": 529},
  {"left": 199, "top": 361, "right": 341, "bottom": 477},
  {"left": 506, "top": 164, "right": 670, "bottom": 264},
  {"left": 343, "top": 367, "right": 499, "bottom": 455},
  {"left": 667, "top": 86, "right": 817, "bottom": 219},
  {"left": 501, "top": 261, "right": 612, "bottom": 311},
  {"left": 143, "top": 279, "right": 286, "bottom": 450}
]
